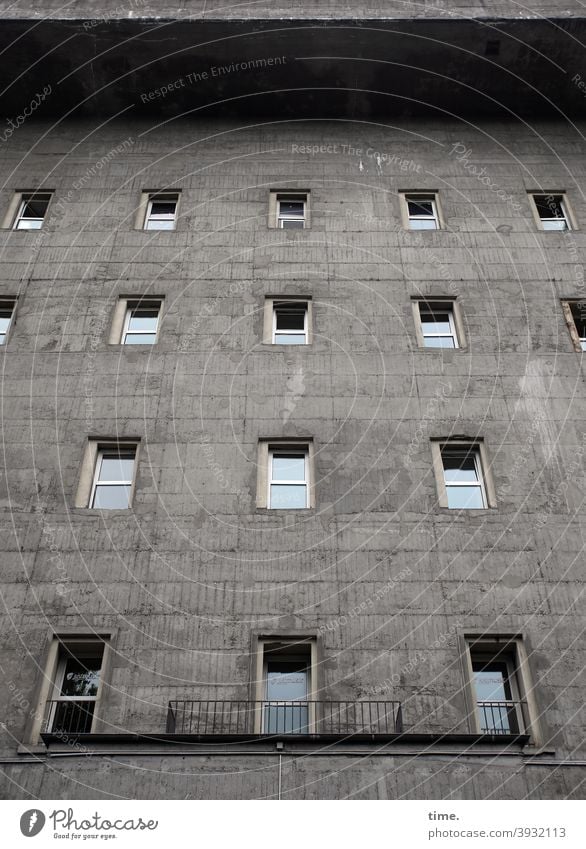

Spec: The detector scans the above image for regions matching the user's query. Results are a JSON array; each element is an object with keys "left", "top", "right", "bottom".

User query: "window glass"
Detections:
[
  {"left": 408, "top": 199, "right": 434, "bottom": 217},
  {"left": 98, "top": 454, "right": 135, "bottom": 482},
  {"left": 276, "top": 309, "right": 305, "bottom": 331},
  {"left": 60, "top": 657, "right": 101, "bottom": 697},
  {"left": 92, "top": 485, "right": 131, "bottom": 509},
  {"left": 272, "top": 454, "right": 305, "bottom": 481},
  {"left": 442, "top": 452, "right": 478, "bottom": 483},
  {"left": 279, "top": 201, "right": 304, "bottom": 217}
]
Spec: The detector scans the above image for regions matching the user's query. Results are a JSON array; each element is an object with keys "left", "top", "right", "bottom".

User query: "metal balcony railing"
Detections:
[
  {"left": 43, "top": 700, "right": 96, "bottom": 734},
  {"left": 167, "top": 700, "right": 403, "bottom": 736},
  {"left": 477, "top": 700, "right": 528, "bottom": 736}
]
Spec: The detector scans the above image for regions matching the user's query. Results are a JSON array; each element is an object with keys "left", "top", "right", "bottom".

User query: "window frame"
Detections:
[
  {"left": 109, "top": 296, "right": 164, "bottom": 346},
  {"left": 22, "top": 633, "right": 113, "bottom": 746},
  {"left": 272, "top": 301, "right": 309, "bottom": 345},
  {"left": 529, "top": 192, "right": 574, "bottom": 231},
  {"left": 0, "top": 297, "right": 17, "bottom": 346},
  {"left": 268, "top": 190, "right": 311, "bottom": 229},
  {"left": 431, "top": 438, "right": 496, "bottom": 510},
  {"left": 11, "top": 192, "right": 53, "bottom": 230},
  {"left": 561, "top": 299, "right": 586, "bottom": 352},
  {"left": 136, "top": 191, "right": 180, "bottom": 230},
  {"left": 461, "top": 635, "right": 539, "bottom": 742},
  {"left": 400, "top": 192, "right": 442, "bottom": 230},
  {"left": 412, "top": 297, "right": 465, "bottom": 349},
  {"left": 75, "top": 439, "right": 140, "bottom": 509},
  {"left": 256, "top": 439, "right": 315, "bottom": 509},
  {"left": 263, "top": 296, "right": 312, "bottom": 345},
  {"left": 268, "top": 447, "right": 309, "bottom": 509},
  {"left": 253, "top": 637, "right": 318, "bottom": 734},
  {"left": 89, "top": 447, "right": 137, "bottom": 510},
  {"left": 122, "top": 301, "right": 161, "bottom": 345}
]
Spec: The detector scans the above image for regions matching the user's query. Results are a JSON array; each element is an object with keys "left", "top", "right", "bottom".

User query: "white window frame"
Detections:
[
  {"left": 530, "top": 193, "right": 572, "bottom": 231},
  {"left": 122, "top": 302, "right": 161, "bottom": 345},
  {"left": 272, "top": 301, "right": 308, "bottom": 345},
  {"left": 0, "top": 299, "right": 16, "bottom": 345},
  {"left": 13, "top": 193, "right": 52, "bottom": 230},
  {"left": 277, "top": 194, "right": 307, "bottom": 229},
  {"left": 90, "top": 447, "right": 136, "bottom": 509},
  {"left": 404, "top": 193, "right": 440, "bottom": 230},
  {"left": 268, "top": 447, "right": 309, "bottom": 509},
  {"left": 418, "top": 301, "right": 458, "bottom": 348},
  {"left": 144, "top": 193, "right": 179, "bottom": 230},
  {"left": 441, "top": 446, "right": 487, "bottom": 509}
]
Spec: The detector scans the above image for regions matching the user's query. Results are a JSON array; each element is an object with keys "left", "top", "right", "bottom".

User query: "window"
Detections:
[
  {"left": 122, "top": 301, "right": 161, "bottom": 344},
  {"left": 431, "top": 439, "right": 496, "bottom": 510},
  {"left": 269, "top": 447, "right": 309, "bottom": 509},
  {"left": 561, "top": 300, "right": 586, "bottom": 351},
  {"left": 256, "top": 440, "right": 314, "bottom": 509},
  {"left": 13, "top": 193, "right": 52, "bottom": 229},
  {"left": 144, "top": 193, "right": 179, "bottom": 230},
  {"left": 530, "top": 193, "right": 572, "bottom": 231},
  {"left": 0, "top": 298, "right": 16, "bottom": 345},
  {"left": 273, "top": 301, "right": 308, "bottom": 344},
  {"left": 45, "top": 641, "right": 105, "bottom": 735},
  {"left": 414, "top": 299, "right": 462, "bottom": 348},
  {"left": 90, "top": 446, "right": 137, "bottom": 509},
  {"left": 464, "top": 638, "right": 534, "bottom": 738},
  {"left": 269, "top": 191, "right": 310, "bottom": 229},
  {"left": 402, "top": 193, "right": 441, "bottom": 230},
  {"left": 441, "top": 445, "right": 486, "bottom": 509},
  {"left": 255, "top": 639, "right": 316, "bottom": 734}
]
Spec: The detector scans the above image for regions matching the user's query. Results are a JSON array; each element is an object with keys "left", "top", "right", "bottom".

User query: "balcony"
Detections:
[
  {"left": 166, "top": 700, "right": 403, "bottom": 737},
  {"left": 43, "top": 700, "right": 96, "bottom": 735},
  {"left": 477, "top": 700, "right": 529, "bottom": 737}
]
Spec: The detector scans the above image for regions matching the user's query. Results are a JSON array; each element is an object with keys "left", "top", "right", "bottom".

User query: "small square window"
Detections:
[
  {"left": 273, "top": 301, "right": 308, "bottom": 344},
  {"left": 89, "top": 445, "right": 137, "bottom": 509},
  {"left": 269, "top": 191, "right": 310, "bottom": 229},
  {"left": 417, "top": 300, "right": 459, "bottom": 348},
  {"left": 144, "top": 193, "right": 179, "bottom": 230},
  {"left": 0, "top": 299, "right": 17, "bottom": 345},
  {"left": 13, "top": 193, "right": 52, "bottom": 230},
  {"left": 562, "top": 300, "right": 586, "bottom": 351},
  {"left": 530, "top": 193, "right": 572, "bottom": 231},
  {"left": 122, "top": 301, "right": 161, "bottom": 345},
  {"left": 403, "top": 193, "right": 440, "bottom": 230},
  {"left": 432, "top": 440, "right": 495, "bottom": 510}
]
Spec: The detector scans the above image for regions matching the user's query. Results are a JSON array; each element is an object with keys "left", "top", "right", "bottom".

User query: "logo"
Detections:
[{"left": 20, "top": 810, "right": 45, "bottom": 837}]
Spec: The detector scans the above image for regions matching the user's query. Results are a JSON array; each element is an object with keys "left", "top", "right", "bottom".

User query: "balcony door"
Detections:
[
  {"left": 472, "top": 657, "right": 520, "bottom": 735},
  {"left": 258, "top": 640, "right": 315, "bottom": 734}
]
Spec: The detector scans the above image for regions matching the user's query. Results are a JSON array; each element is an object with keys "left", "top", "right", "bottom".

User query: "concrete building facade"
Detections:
[{"left": 0, "top": 2, "right": 584, "bottom": 799}]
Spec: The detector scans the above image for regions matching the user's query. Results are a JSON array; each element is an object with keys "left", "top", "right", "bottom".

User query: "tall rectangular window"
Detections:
[
  {"left": 90, "top": 447, "right": 137, "bottom": 509},
  {"left": 144, "top": 193, "right": 179, "bottom": 230},
  {"left": 13, "top": 193, "right": 52, "bottom": 230},
  {"left": 0, "top": 299, "right": 16, "bottom": 345},
  {"left": 273, "top": 301, "right": 308, "bottom": 344},
  {"left": 440, "top": 445, "right": 487, "bottom": 509},
  {"left": 403, "top": 193, "right": 440, "bottom": 230},
  {"left": 418, "top": 301, "right": 459, "bottom": 348},
  {"left": 257, "top": 640, "right": 315, "bottom": 734},
  {"left": 122, "top": 301, "right": 161, "bottom": 345},
  {"left": 45, "top": 642, "right": 104, "bottom": 735},
  {"left": 269, "top": 447, "right": 309, "bottom": 509},
  {"left": 530, "top": 193, "right": 572, "bottom": 231},
  {"left": 465, "top": 639, "right": 534, "bottom": 738}
]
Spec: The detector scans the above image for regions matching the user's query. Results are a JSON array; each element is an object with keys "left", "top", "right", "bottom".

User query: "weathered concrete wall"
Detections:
[{"left": 0, "top": 117, "right": 584, "bottom": 798}]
